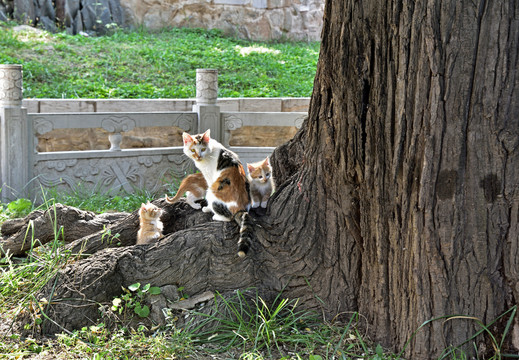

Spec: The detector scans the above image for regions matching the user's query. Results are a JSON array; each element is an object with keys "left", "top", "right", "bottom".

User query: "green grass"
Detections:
[{"left": 0, "top": 22, "right": 319, "bottom": 99}]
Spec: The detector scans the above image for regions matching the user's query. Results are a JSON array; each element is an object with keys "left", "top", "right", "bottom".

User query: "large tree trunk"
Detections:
[
  {"left": 5, "top": 0, "right": 517, "bottom": 358},
  {"left": 312, "top": 0, "right": 518, "bottom": 357}
]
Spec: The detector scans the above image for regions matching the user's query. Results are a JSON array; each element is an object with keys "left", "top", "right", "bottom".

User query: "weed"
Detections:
[
  {"left": 172, "top": 289, "right": 383, "bottom": 359},
  {"left": 111, "top": 282, "right": 161, "bottom": 319},
  {"left": 100, "top": 225, "right": 121, "bottom": 246},
  {"left": 399, "top": 306, "right": 519, "bottom": 360}
]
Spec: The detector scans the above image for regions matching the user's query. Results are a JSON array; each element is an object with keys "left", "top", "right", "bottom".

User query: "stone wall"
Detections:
[
  {"left": 120, "top": 0, "right": 324, "bottom": 41},
  {"left": 1, "top": 0, "right": 323, "bottom": 40}
]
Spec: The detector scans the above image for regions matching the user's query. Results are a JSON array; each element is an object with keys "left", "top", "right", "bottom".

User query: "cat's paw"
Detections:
[
  {"left": 212, "top": 214, "right": 231, "bottom": 222},
  {"left": 187, "top": 200, "right": 201, "bottom": 209},
  {"left": 202, "top": 206, "right": 212, "bottom": 213},
  {"left": 251, "top": 202, "right": 260, "bottom": 208},
  {"left": 260, "top": 201, "right": 268, "bottom": 208}
]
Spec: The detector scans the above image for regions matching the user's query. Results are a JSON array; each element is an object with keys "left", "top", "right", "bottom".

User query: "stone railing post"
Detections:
[
  {"left": 193, "top": 69, "right": 221, "bottom": 141},
  {"left": 0, "top": 64, "right": 30, "bottom": 203}
]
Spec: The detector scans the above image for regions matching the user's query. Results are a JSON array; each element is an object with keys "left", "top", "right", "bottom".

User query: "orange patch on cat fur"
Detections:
[{"left": 210, "top": 167, "right": 249, "bottom": 213}]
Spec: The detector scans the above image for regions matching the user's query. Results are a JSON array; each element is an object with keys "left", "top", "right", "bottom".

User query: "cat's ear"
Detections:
[
  {"left": 182, "top": 132, "right": 193, "bottom": 145},
  {"left": 140, "top": 203, "right": 147, "bottom": 211},
  {"left": 247, "top": 163, "right": 255, "bottom": 173},
  {"left": 264, "top": 157, "right": 270, "bottom": 165},
  {"left": 202, "top": 129, "right": 211, "bottom": 143}
]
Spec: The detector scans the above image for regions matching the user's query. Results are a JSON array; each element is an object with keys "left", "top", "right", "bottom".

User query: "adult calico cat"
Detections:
[{"left": 177, "top": 129, "right": 253, "bottom": 257}]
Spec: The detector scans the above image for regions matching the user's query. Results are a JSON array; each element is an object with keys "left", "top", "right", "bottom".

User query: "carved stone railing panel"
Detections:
[
  {"left": 33, "top": 148, "right": 191, "bottom": 196},
  {"left": 221, "top": 111, "right": 306, "bottom": 147},
  {"left": 28, "top": 112, "right": 198, "bottom": 152}
]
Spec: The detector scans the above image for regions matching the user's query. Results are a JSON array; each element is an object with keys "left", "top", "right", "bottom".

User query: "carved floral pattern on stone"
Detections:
[
  {"left": 176, "top": 114, "right": 195, "bottom": 132},
  {"left": 34, "top": 152, "right": 192, "bottom": 195},
  {"left": 101, "top": 115, "right": 136, "bottom": 133},
  {"left": 223, "top": 114, "right": 244, "bottom": 130},
  {"left": 138, "top": 155, "right": 163, "bottom": 167},
  {"left": 33, "top": 118, "right": 55, "bottom": 135},
  {"left": 167, "top": 154, "right": 193, "bottom": 178},
  {"left": 45, "top": 159, "right": 78, "bottom": 172},
  {"left": 101, "top": 162, "right": 140, "bottom": 193}
]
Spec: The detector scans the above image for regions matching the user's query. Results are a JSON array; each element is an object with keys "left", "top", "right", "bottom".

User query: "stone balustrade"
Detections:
[{"left": 0, "top": 65, "right": 308, "bottom": 203}]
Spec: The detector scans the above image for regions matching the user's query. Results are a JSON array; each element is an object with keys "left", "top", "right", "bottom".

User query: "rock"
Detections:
[
  {"left": 0, "top": 3, "right": 9, "bottom": 22},
  {"left": 14, "top": 0, "right": 36, "bottom": 24},
  {"left": 39, "top": 15, "right": 57, "bottom": 31},
  {"left": 118, "top": 0, "right": 324, "bottom": 41},
  {"left": 160, "top": 285, "right": 180, "bottom": 301}
]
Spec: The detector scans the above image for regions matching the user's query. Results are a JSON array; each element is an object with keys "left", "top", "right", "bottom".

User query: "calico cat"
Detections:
[
  {"left": 182, "top": 129, "right": 253, "bottom": 257},
  {"left": 136, "top": 202, "right": 164, "bottom": 245},
  {"left": 247, "top": 157, "right": 275, "bottom": 208},
  {"left": 165, "top": 172, "right": 207, "bottom": 209}
]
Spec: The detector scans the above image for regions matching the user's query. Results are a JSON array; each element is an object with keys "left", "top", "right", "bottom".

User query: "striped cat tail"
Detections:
[{"left": 234, "top": 210, "right": 254, "bottom": 257}]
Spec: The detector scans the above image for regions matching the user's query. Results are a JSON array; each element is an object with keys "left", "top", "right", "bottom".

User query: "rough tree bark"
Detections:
[{"left": 2, "top": 0, "right": 517, "bottom": 358}]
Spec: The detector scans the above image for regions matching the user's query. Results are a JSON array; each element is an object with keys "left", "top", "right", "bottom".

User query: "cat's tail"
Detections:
[
  {"left": 165, "top": 180, "right": 188, "bottom": 204},
  {"left": 234, "top": 210, "right": 254, "bottom": 257},
  {"left": 165, "top": 174, "right": 204, "bottom": 204}
]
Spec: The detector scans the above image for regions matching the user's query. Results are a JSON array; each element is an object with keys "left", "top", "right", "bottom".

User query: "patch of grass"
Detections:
[
  {"left": 0, "top": 23, "right": 319, "bottom": 99},
  {"left": 41, "top": 185, "right": 156, "bottom": 213},
  {"left": 173, "top": 289, "right": 396, "bottom": 359},
  {"left": 1, "top": 326, "right": 185, "bottom": 359}
]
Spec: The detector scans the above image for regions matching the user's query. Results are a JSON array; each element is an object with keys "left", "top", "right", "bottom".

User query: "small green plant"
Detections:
[
  {"left": 6, "top": 198, "right": 33, "bottom": 218},
  {"left": 400, "top": 305, "right": 518, "bottom": 360},
  {"left": 100, "top": 225, "right": 121, "bottom": 245},
  {"left": 111, "top": 282, "right": 161, "bottom": 319}
]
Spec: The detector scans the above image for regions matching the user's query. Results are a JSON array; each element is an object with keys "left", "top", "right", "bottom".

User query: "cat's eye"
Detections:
[
  {"left": 266, "top": 173, "right": 271, "bottom": 177},
  {"left": 191, "top": 149, "right": 195, "bottom": 153},
  {"left": 201, "top": 148, "right": 206, "bottom": 151},
  {"left": 259, "top": 176, "right": 263, "bottom": 179}
]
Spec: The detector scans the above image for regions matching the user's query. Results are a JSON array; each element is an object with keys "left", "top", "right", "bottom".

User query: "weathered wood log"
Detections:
[
  {"left": 0, "top": 198, "right": 215, "bottom": 258},
  {"left": 65, "top": 198, "right": 213, "bottom": 255},
  {"left": 38, "top": 219, "right": 267, "bottom": 335},
  {"left": 0, "top": 204, "right": 128, "bottom": 257}
]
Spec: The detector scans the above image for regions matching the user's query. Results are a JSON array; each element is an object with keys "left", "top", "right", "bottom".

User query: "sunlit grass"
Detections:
[{"left": 0, "top": 23, "right": 319, "bottom": 99}]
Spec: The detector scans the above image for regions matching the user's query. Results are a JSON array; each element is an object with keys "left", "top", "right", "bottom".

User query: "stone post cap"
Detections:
[
  {"left": 0, "top": 64, "right": 23, "bottom": 106},
  {"left": 196, "top": 69, "right": 218, "bottom": 105}
]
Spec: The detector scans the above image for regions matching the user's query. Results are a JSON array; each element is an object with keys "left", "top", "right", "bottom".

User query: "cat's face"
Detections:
[
  {"left": 139, "top": 202, "right": 162, "bottom": 220},
  {"left": 183, "top": 130, "right": 211, "bottom": 162},
  {"left": 247, "top": 157, "right": 272, "bottom": 183}
]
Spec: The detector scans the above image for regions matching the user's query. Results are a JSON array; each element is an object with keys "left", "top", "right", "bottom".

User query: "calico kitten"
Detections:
[
  {"left": 182, "top": 129, "right": 253, "bottom": 257},
  {"left": 247, "top": 157, "right": 275, "bottom": 208},
  {"left": 136, "top": 202, "right": 164, "bottom": 245},
  {"left": 165, "top": 172, "right": 207, "bottom": 209}
]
